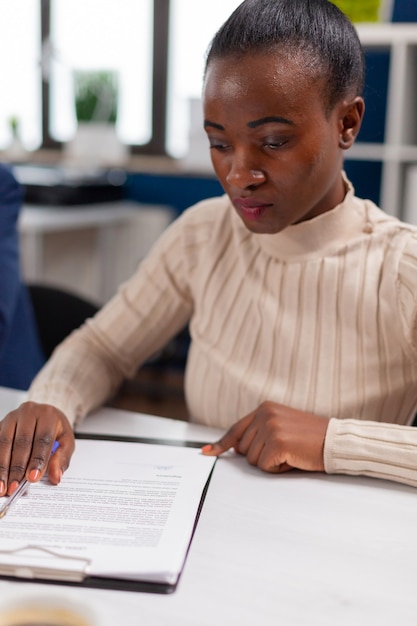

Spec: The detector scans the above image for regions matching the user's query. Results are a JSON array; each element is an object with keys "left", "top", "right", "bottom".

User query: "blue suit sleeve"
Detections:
[{"left": 0, "top": 163, "right": 23, "bottom": 352}]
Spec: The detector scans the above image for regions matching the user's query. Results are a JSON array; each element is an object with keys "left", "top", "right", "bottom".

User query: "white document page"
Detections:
[{"left": 0, "top": 439, "right": 216, "bottom": 585}]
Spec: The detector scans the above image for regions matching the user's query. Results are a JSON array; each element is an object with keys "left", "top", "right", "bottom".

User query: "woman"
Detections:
[{"left": 2, "top": 0, "right": 417, "bottom": 495}]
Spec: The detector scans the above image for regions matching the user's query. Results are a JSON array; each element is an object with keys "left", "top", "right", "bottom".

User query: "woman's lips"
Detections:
[{"left": 233, "top": 198, "right": 272, "bottom": 220}]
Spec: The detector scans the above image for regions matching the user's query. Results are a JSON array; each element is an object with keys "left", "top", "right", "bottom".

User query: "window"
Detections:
[
  {"left": 0, "top": 1, "right": 41, "bottom": 150},
  {"left": 167, "top": 0, "right": 242, "bottom": 158},
  {"left": 0, "top": 0, "right": 242, "bottom": 158},
  {"left": 49, "top": 0, "right": 153, "bottom": 146}
]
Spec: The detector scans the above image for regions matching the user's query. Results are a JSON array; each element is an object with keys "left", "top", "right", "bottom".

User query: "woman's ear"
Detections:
[{"left": 338, "top": 97, "right": 365, "bottom": 150}]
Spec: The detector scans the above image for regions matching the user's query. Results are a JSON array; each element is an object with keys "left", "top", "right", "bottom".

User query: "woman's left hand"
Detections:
[{"left": 202, "top": 401, "right": 329, "bottom": 473}]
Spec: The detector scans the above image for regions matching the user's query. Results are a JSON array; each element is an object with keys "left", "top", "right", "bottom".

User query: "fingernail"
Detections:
[
  {"left": 0, "top": 480, "right": 5, "bottom": 496},
  {"left": 201, "top": 444, "right": 213, "bottom": 453},
  {"left": 8, "top": 481, "right": 19, "bottom": 495},
  {"left": 28, "top": 469, "right": 40, "bottom": 481}
]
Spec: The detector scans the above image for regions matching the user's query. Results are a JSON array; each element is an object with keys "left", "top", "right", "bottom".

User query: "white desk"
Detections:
[
  {"left": 1, "top": 386, "right": 417, "bottom": 626},
  {"left": 18, "top": 201, "right": 174, "bottom": 304}
]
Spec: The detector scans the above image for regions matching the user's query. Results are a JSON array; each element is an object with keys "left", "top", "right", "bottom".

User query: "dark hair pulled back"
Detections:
[{"left": 205, "top": 0, "right": 365, "bottom": 111}]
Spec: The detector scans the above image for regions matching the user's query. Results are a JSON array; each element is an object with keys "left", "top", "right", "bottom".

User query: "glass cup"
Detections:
[{"left": 0, "top": 595, "right": 95, "bottom": 626}]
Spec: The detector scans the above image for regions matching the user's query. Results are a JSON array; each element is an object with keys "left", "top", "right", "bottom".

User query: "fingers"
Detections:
[
  {"left": 202, "top": 423, "right": 290, "bottom": 474},
  {"left": 0, "top": 430, "right": 12, "bottom": 497},
  {"left": 46, "top": 429, "right": 75, "bottom": 485},
  {"left": 201, "top": 411, "right": 256, "bottom": 456},
  {"left": 0, "top": 402, "right": 75, "bottom": 495},
  {"left": 201, "top": 401, "right": 328, "bottom": 475},
  {"left": 238, "top": 428, "right": 288, "bottom": 472},
  {"left": 0, "top": 406, "right": 32, "bottom": 495}
]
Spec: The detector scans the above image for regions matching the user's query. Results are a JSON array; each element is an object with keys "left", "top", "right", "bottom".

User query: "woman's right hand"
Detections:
[{"left": 0, "top": 401, "right": 75, "bottom": 496}]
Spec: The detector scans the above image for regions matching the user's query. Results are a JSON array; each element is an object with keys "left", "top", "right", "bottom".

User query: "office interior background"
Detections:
[
  {"left": 1, "top": 0, "right": 417, "bottom": 209},
  {"left": 1, "top": 0, "right": 417, "bottom": 415}
]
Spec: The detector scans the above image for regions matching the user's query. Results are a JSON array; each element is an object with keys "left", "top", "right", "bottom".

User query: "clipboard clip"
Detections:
[{"left": 0, "top": 545, "right": 91, "bottom": 582}]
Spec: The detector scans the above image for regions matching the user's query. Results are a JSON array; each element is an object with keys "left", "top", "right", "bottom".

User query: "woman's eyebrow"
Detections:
[
  {"left": 247, "top": 115, "right": 294, "bottom": 128},
  {"left": 204, "top": 120, "right": 225, "bottom": 131},
  {"left": 203, "top": 115, "right": 294, "bottom": 131}
]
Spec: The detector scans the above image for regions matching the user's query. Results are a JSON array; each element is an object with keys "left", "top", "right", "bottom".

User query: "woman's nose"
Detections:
[{"left": 225, "top": 155, "right": 266, "bottom": 189}]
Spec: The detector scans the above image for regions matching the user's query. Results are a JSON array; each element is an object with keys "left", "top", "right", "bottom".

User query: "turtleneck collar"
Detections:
[{"left": 245, "top": 176, "right": 371, "bottom": 261}]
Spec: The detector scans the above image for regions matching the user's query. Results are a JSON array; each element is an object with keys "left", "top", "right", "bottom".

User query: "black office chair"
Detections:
[
  {"left": 27, "top": 282, "right": 189, "bottom": 415},
  {"left": 27, "top": 283, "right": 99, "bottom": 359}
]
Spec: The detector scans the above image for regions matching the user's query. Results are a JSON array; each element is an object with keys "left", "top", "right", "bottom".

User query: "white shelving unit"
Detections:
[
  {"left": 19, "top": 201, "right": 175, "bottom": 304},
  {"left": 350, "top": 23, "right": 417, "bottom": 218}
]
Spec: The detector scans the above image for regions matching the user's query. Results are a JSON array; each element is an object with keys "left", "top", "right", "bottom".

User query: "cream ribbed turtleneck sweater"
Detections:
[{"left": 28, "top": 179, "right": 417, "bottom": 486}]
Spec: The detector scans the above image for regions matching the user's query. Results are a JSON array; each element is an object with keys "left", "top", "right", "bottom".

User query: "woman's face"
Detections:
[{"left": 203, "top": 52, "right": 362, "bottom": 234}]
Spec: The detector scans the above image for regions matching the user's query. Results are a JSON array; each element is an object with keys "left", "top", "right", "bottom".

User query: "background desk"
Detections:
[
  {"left": 19, "top": 201, "right": 174, "bottom": 304},
  {"left": 0, "top": 386, "right": 417, "bottom": 626}
]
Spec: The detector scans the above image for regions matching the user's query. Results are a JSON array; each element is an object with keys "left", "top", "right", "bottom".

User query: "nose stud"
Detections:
[{"left": 251, "top": 170, "right": 265, "bottom": 180}]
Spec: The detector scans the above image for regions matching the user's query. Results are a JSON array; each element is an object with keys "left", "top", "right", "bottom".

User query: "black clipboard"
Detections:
[{"left": 0, "top": 433, "right": 216, "bottom": 594}]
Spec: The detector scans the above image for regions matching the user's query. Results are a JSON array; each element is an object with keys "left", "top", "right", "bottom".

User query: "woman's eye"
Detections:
[
  {"left": 209, "top": 142, "right": 230, "bottom": 151},
  {"left": 263, "top": 139, "right": 287, "bottom": 149}
]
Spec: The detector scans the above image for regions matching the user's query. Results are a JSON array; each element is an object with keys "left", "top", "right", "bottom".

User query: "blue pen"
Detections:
[{"left": 0, "top": 440, "right": 60, "bottom": 519}]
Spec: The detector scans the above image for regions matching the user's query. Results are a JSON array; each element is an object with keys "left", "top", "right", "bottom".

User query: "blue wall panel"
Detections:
[
  {"left": 343, "top": 160, "right": 383, "bottom": 206},
  {"left": 392, "top": 0, "right": 417, "bottom": 22},
  {"left": 125, "top": 172, "right": 223, "bottom": 216}
]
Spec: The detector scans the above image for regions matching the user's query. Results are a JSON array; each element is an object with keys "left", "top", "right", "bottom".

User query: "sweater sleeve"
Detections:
[
  {"left": 27, "top": 212, "right": 194, "bottom": 427},
  {"left": 323, "top": 418, "right": 417, "bottom": 487},
  {"left": 323, "top": 231, "right": 417, "bottom": 488}
]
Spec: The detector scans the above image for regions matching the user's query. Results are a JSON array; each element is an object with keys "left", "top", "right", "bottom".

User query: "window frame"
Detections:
[{"left": 40, "top": 0, "right": 171, "bottom": 156}]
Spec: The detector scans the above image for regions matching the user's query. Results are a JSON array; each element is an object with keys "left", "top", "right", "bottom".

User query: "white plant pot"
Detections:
[{"left": 63, "top": 122, "right": 129, "bottom": 169}]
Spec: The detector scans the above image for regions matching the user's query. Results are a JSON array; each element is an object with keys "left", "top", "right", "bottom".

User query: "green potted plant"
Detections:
[
  {"left": 74, "top": 70, "right": 118, "bottom": 124},
  {"left": 6, "top": 115, "right": 27, "bottom": 162},
  {"left": 64, "top": 69, "right": 128, "bottom": 167}
]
